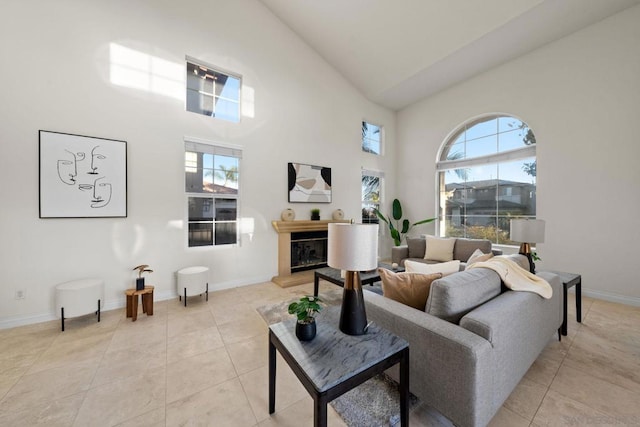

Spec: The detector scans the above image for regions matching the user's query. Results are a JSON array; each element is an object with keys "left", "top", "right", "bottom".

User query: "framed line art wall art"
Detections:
[
  {"left": 39, "top": 130, "right": 127, "bottom": 218},
  {"left": 288, "top": 162, "right": 332, "bottom": 203}
]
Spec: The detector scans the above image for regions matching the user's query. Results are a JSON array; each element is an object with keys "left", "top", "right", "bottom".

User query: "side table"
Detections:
[
  {"left": 268, "top": 306, "right": 409, "bottom": 427},
  {"left": 544, "top": 271, "right": 581, "bottom": 335},
  {"left": 125, "top": 285, "right": 154, "bottom": 321}
]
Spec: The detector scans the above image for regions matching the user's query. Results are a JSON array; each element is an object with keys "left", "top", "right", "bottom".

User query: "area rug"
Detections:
[{"left": 256, "top": 289, "right": 419, "bottom": 427}]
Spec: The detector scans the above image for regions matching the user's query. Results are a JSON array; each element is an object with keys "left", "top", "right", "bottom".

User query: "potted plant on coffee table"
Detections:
[{"left": 288, "top": 295, "right": 323, "bottom": 341}]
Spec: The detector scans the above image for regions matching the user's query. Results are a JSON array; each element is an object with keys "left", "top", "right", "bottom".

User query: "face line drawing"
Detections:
[
  {"left": 56, "top": 149, "right": 85, "bottom": 185},
  {"left": 91, "top": 176, "right": 112, "bottom": 208},
  {"left": 88, "top": 145, "right": 106, "bottom": 175}
]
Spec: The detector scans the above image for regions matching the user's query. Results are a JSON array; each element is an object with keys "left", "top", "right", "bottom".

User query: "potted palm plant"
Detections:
[
  {"left": 288, "top": 296, "right": 323, "bottom": 341},
  {"left": 374, "top": 198, "right": 436, "bottom": 246},
  {"left": 133, "top": 264, "right": 153, "bottom": 290}
]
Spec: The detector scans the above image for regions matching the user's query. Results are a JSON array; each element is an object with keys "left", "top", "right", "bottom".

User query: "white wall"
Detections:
[
  {"left": 397, "top": 5, "right": 640, "bottom": 304},
  {"left": 0, "top": 0, "right": 396, "bottom": 327}
]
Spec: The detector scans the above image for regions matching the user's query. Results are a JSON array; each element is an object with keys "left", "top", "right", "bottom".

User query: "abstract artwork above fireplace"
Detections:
[{"left": 288, "top": 162, "right": 331, "bottom": 203}]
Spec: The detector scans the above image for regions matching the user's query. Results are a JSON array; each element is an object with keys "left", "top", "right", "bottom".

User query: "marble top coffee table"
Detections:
[{"left": 268, "top": 306, "right": 409, "bottom": 427}]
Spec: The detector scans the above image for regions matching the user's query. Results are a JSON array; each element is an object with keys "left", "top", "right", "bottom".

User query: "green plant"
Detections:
[
  {"left": 288, "top": 296, "right": 323, "bottom": 324},
  {"left": 311, "top": 208, "right": 320, "bottom": 215},
  {"left": 531, "top": 251, "right": 541, "bottom": 262},
  {"left": 374, "top": 199, "right": 436, "bottom": 246}
]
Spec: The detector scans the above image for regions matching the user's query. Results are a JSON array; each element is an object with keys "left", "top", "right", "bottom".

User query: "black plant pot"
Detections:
[
  {"left": 136, "top": 277, "right": 145, "bottom": 291},
  {"left": 295, "top": 320, "right": 317, "bottom": 341},
  {"left": 311, "top": 213, "right": 320, "bottom": 221}
]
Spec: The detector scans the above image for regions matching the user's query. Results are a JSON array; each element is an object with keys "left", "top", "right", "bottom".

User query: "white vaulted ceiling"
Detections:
[{"left": 260, "top": 0, "right": 640, "bottom": 110}]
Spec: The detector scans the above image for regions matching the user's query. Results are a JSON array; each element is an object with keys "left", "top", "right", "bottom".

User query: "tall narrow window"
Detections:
[
  {"left": 362, "top": 170, "right": 383, "bottom": 224},
  {"left": 186, "top": 57, "right": 241, "bottom": 123},
  {"left": 185, "top": 140, "right": 241, "bottom": 247},
  {"left": 362, "top": 121, "right": 382, "bottom": 155},
  {"left": 436, "top": 114, "right": 537, "bottom": 244}
]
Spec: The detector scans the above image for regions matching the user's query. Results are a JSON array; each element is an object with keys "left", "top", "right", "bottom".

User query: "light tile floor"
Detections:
[{"left": 0, "top": 280, "right": 639, "bottom": 426}]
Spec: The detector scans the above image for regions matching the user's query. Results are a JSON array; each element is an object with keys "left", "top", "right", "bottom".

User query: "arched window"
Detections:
[{"left": 437, "top": 114, "right": 537, "bottom": 245}]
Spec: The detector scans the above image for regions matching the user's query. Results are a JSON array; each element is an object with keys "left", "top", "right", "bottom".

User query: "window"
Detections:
[
  {"left": 437, "top": 114, "right": 536, "bottom": 245},
  {"left": 185, "top": 139, "right": 242, "bottom": 247},
  {"left": 362, "top": 170, "right": 383, "bottom": 223},
  {"left": 362, "top": 121, "right": 382, "bottom": 155},
  {"left": 186, "top": 57, "right": 241, "bottom": 123}
]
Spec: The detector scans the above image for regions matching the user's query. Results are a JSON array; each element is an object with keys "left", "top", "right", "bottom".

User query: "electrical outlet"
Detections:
[{"left": 15, "top": 290, "right": 25, "bottom": 299}]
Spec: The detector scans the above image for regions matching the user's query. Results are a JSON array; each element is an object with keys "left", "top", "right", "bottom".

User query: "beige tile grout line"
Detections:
[
  {"left": 528, "top": 297, "right": 591, "bottom": 426},
  {"left": 72, "top": 312, "right": 121, "bottom": 427},
  {"left": 165, "top": 302, "right": 169, "bottom": 427}
]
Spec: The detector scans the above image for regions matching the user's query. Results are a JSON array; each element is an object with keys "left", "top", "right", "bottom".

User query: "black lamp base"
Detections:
[{"left": 339, "top": 271, "right": 368, "bottom": 335}]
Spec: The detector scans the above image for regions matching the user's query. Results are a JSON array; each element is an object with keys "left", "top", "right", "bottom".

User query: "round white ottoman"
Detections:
[
  {"left": 55, "top": 278, "right": 104, "bottom": 331},
  {"left": 177, "top": 266, "right": 209, "bottom": 307}
]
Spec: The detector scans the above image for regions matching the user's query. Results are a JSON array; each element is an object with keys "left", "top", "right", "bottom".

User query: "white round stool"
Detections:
[
  {"left": 177, "top": 266, "right": 209, "bottom": 307},
  {"left": 55, "top": 278, "right": 104, "bottom": 331}
]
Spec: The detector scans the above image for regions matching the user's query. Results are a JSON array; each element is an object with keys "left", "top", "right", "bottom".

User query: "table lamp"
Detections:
[
  {"left": 510, "top": 218, "right": 545, "bottom": 273},
  {"left": 328, "top": 223, "right": 378, "bottom": 335}
]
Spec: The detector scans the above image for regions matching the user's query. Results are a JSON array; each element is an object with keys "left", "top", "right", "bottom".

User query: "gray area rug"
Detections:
[{"left": 256, "top": 289, "right": 419, "bottom": 427}]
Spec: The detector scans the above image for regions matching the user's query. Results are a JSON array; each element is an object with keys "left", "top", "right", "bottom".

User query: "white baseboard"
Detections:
[
  {"left": 0, "top": 275, "right": 272, "bottom": 330},
  {"left": 0, "top": 312, "right": 59, "bottom": 330},
  {"left": 581, "top": 288, "right": 640, "bottom": 307}
]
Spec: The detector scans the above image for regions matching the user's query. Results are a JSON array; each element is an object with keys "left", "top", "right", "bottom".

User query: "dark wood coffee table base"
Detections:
[{"left": 313, "top": 264, "right": 401, "bottom": 297}]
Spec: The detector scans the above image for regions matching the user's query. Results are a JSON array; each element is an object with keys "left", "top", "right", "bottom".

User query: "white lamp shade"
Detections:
[
  {"left": 328, "top": 223, "right": 378, "bottom": 271},
  {"left": 510, "top": 219, "right": 545, "bottom": 244}
]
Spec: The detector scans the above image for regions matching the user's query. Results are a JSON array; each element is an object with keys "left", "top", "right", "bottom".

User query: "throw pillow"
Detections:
[
  {"left": 404, "top": 259, "right": 461, "bottom": 276},
  {"left": 378, "top": 268, "right": 442, "bottom": 311},
  {"left": 466, "top": 249, "right": 494, "bottom": 267},
  {"left": 407, "top": 237, "right": 426, "bottom": 259},
  {"left": 424, "top": 235, "right": 455, "bottom": 262}
]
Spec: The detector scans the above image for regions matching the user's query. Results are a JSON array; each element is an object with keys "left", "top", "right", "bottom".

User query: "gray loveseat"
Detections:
[
  {"left": 392, "top": 237, "right": 503, "bottom": 270},
  {"left": 364, "top": 255, "right": 562, "bottom": 427}
]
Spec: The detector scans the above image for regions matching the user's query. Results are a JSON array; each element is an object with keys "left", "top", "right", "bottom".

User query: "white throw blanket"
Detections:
[{"left": 467, "top": 256, "right": 552, "bottom": 299}]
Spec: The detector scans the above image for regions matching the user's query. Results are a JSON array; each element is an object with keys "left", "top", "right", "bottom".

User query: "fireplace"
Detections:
[
  {"left": 271, "top": 219, "right": 349, "bottom": 287},
  {"left": 290, "top": 231, "right": 327, "bottom": 272}
]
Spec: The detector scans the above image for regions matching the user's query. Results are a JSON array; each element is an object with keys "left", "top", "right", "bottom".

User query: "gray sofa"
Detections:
[
  {"left": 392, "top": 237, "right": 503, "bottom": 270},
  {"left": 364, "top": 255, "right": 562, "bottom": 427}
]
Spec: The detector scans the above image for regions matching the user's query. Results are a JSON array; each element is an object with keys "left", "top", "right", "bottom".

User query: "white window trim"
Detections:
[
  {"left": 362, "top": 120, "right": 384, "bottom": 156},
  {"left": 435, "top": 114, "right": 537, "bottom": 242},
  {"left": 362, "top": 168, "right": 384, "bottom": 223},
  {"left": 436, "top": 145, "right": 536, "bottom": 172},
  {"left": 184, "top": 136, "right": 242, "bottom": 249},
  {"left": 185, "top": 56, "right": 242, "bottom": 123}
]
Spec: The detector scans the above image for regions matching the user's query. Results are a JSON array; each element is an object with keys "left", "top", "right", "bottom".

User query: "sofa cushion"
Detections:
[
  {"left": 378, "top": 268, "right": 442, "bottom": 310},
  {"left": 405, "top": 259, "right": 460, "bottom": 276},
  {"left": 424, "top": 235, "right": 455, "bottom": 262},
  {"left": 453, "top": 238, "right": 493, "bottom": 263},
  {"left": 407, "top": 237, "right": 426, "bottom": 259},
  {"left": 425, "top": 268, "right": 502, "bottom": 323},
  {"left": 501, "top": 254, "right": 530, "bottom": 271}
]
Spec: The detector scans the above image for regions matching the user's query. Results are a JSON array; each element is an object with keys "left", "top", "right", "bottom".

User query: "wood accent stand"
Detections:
[
  {"left": 271, "top": 220, "right": 349, "bottom": 287},
  {"left": 125, "top": 285, "right": 154, "bottom": 321}
]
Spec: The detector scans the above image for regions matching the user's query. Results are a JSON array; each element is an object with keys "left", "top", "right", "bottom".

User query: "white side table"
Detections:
[
  {"left": 177, "top": 266, "right": 209, "bottom": 307},
  {"left": 55, "top": 278, "right": 104, "bottom": 331}
]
